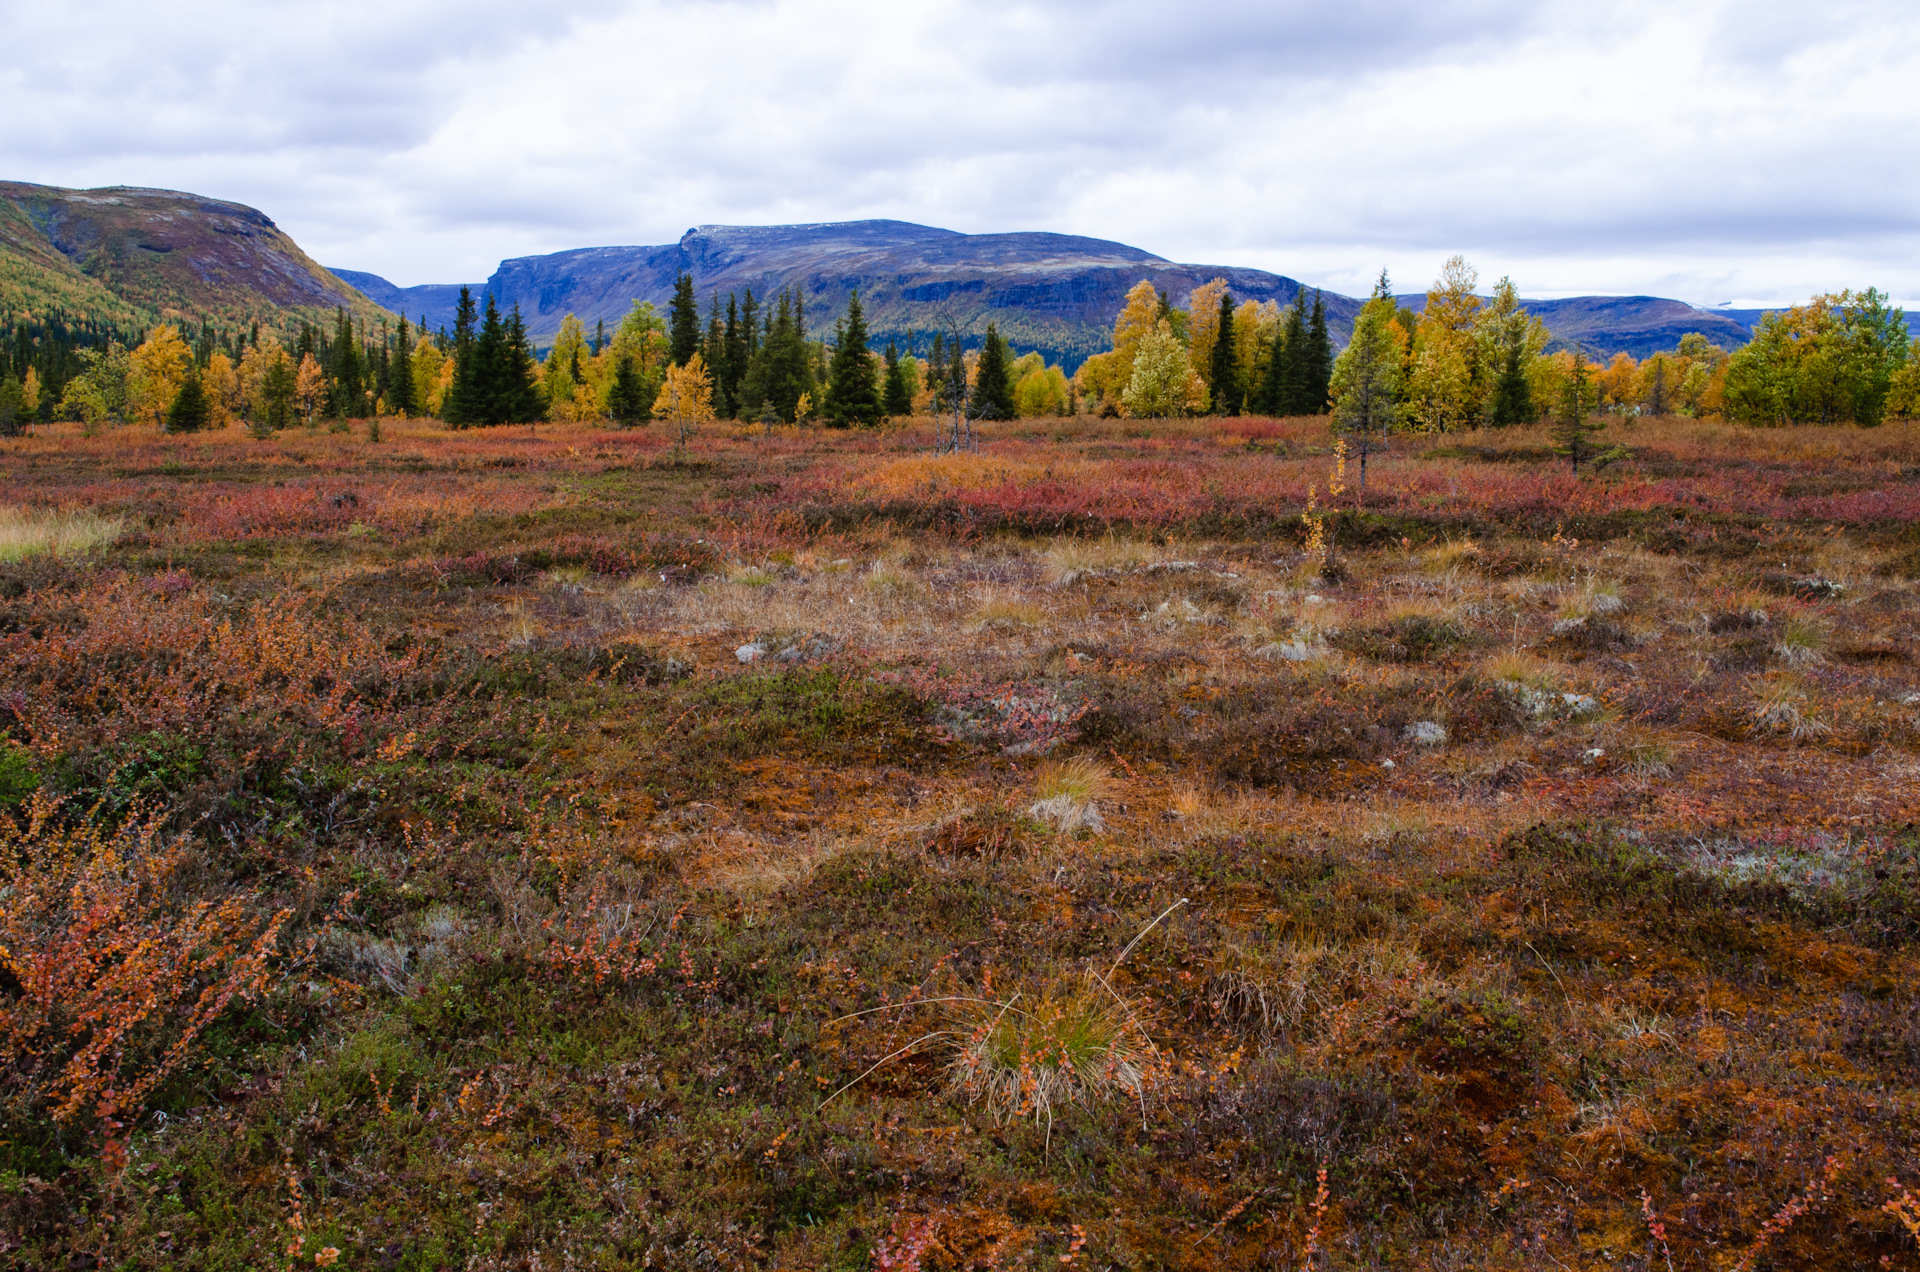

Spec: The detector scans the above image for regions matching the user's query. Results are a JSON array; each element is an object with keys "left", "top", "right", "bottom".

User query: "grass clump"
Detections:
[
  {"left": 1027, "top": 755, "right": 1111, "bottom": 833},
  {"left": 946, "top": 976, "right": 1153, "bottom": 1132},
  {"left": 0, "top": 507, "right": 123, "bottom": 561}
]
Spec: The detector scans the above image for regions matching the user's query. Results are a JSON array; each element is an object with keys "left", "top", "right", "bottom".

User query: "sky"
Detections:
[{"left": 3, "top": 0, "right": 1917, "bottom": 307}]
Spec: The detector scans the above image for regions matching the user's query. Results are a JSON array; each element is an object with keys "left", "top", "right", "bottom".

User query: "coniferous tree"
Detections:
[
  {"left": 883, "top": 340, "right": 913, "bottom": 416},
  {"left": 608, "top": 356, "right": 647, "bottom": 424},
  {"left": 472, "top": 293, "right": 508, "bottom": 423},
  {"left": 1490, "top": 343, "right": 1533, "bottom": 426},
  {"left": 1259, "top": 302, "right": 1306, "bottom": 415},
  {"left": 1304, "top": 291, "right": 1333, "bottom": 414},
  {"left": 703, "top": 299, "right": 731, "bottom": 419},
  {"left": 973, "top": 324, "right": 1015, "bottom": 420},
  {"left": 502, "top": 305, "right": 543, "bottom": 424},
  {"left": 1550, "top": 354, "right": 1624, "bottom": 473},
  {"left": 166, "top": 368, "right": 211, "bottom": 433},
  {"left": 720, "top": 295, "right": 744, "bottom": 416},
  {"left": 825, "top": 292, "right": 882, "bottom": 427},
  {"left": 330, "top": 307, "right": 364, "bottom": 418},
  {"left": 668, "top": 272, "right": 700, "bottom": 367},
  {"left": 592, "top": 319, "right": 607, "bottom": 355},
  {"left": 1209, "top": 290, "right": 1239, "bottom": 415},
  {"left": 389, "top": 316, "right": 416, "bottom": 416},
  {"left": 442, "top": 288, "right": 480, "bottom": 426}
]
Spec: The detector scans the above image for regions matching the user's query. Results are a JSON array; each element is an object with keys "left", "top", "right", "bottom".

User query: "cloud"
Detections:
[{"left": 2, "top": 0, "right": 1915, "bottom": 305}]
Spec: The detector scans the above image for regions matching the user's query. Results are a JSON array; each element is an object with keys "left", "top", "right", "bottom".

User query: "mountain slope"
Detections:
[
  {"left": 342, "top": 221, "right": 1764, "bottom": 367},
  {"left": 338, "top": 221, "right": 1355, "bottom": 368},
  {"left": 0, "top": 181, "right": 387, "bottom": 333}
]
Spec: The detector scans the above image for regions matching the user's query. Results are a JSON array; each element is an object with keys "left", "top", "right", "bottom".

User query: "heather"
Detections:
[{"left": 1, "top": 411, "right": 1919, "bottom": 1271}]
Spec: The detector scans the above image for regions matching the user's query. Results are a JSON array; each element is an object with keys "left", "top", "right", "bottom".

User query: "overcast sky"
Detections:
[{"left": 4, "top": 0, "right": 1916, "bottom": 306}]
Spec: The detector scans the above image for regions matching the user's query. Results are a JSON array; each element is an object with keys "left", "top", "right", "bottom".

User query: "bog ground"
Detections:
[{"left": 4, "top": 413, "right": 1920, "bottom": 1270}]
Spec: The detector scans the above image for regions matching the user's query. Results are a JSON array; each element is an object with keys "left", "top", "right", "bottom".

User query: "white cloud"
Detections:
[{"left": 1, "top": 0, "right": 1915, "bottom": 305}]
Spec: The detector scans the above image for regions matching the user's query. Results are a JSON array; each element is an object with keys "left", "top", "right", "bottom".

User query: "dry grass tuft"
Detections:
[
  {"left": 1028, "top": 756, "right": 1112, "bottom": 833},
  {"left": 0, "top": 506, "right": 124, "bottom": 561},
  {"left": 946, "top": 976, "right": 1153, "bottom": 1130}
]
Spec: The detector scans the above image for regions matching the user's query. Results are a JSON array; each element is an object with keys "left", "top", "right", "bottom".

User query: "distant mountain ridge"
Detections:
[
  {"left": 342, "top": 220, "right": 1767, "bottom": 367},
  {"left": 343, "top": 220, "right": 1349, "bottom": 369},
  {"left": 0, "top": 180, "right": 386, "bottom": 333}
]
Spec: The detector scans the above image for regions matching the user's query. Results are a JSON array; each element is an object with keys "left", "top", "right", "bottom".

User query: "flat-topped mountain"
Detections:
[
  {"left": 345, "top": 219, "right": 1766, "bottom": 366},
  {"left": 0, "top": 180, "right": 386, "bottom": 332},
  {"left": 352, "top": 220, "right": 1349, "bottom": 368}
]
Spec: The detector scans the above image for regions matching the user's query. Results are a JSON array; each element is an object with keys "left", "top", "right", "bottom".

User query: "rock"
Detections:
[
  {"left": 1381, "top": 758, "right": 1395, "bottom": 769},
  {"left": 735, "top": 643, "right": 766, "bottom": 664},
  {"left": 1404, "top": 721, "right": 1448, "bottom": 747},
  {"left": 1582, "top": 747, "right": 1605, "bottom": 764}
]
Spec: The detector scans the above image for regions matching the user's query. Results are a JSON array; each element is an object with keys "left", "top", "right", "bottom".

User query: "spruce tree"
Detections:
[
  {"left": 1304, "top": 291, "right": 1333, "bottom": 414},
  {"left": 442, "top": 288, "right": 480, "bottom": 426},
  {"left": 722, "top": 294, "right": 746, "bottom": 416},
  {"left": 472, "top": 293, "right": 508, "bottom": 424},
  {"left": 704, "top": 299, "right": 731, "bottom": 419},
  {"left": 608, "top": 356, "right": 647, "bottom": 424},
  {"left": 1261, "top": 301, "right": 1306, "bottom": 416},
  {"left": 166, "top": 368, "right": 211, "bottom": 433},
  {"left": 973, "top": 325, "right": 1015, "bottom": 421},
  {"left": 390, "top": 316, "right": 415, "bottom": 416},
  {"left": 825, "top": 292, "right": 882, "bottom": 427},
  {"left": 883, "top": 340, "right": 913, "bottom": 416},
  {"left": 260, "top": 357, "right": 296, "bottom": 434},
  {"left": 1550, "top": 354, "right": 1624, "bottom": 473},
  {"left": 668, "top": 272, "right": 700, "bottom": 367},
  {"left": 1208, "top": 291, "right": 1239, "bottom": 415},
  {"left": 1490, "top": 343, "right": 1533, "bottom": 426},
  {"left": 502, "top": 305, "right": 544, "bottom": 424}
]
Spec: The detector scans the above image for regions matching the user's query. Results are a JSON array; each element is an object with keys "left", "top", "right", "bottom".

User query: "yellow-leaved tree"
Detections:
[
  {"left": 1404, "top": 256, "right": 1486, "bottom": 432},
  {"left": 128, "top": 325, "right": 192, "bottom": 427},
  {"left": 542, "top": 315, "right": 594, "bottom": 421},
  {"left": 1183, "top": 277, "right": 1230, "bottom": 398},
  {"left": 656, "top": 352, "right": 715, "bottom": 452},
  {"left": 1121, "top": 321, "right": 1206, "bottom": 418},
  {"left": 201, "top": 351, "right": 240, "bottom": 428},
  {"left": 294, "top": 353, "right": 327, "bottom": 428},
  {"left": 1233, "top": 299, "right": 1281, "bottom": 391},
  {"left": 410, "top": 340, "right": 447, "bottom": 418},
  {"left": 1075, "top": 280, "right": 1162, "bottom": 409}
]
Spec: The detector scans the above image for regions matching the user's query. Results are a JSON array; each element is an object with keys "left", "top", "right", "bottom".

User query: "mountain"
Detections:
[
  {"left": 1398, "top": 292, "right": 1766, "bottom": 360},
  {"left": 341, "top": 220, "right": 1766, "bottom": 368},
  {"left": 0, "top": 180, "right": 387, "bottom": 335},
  {"left": 337, "top": 220, "right": 1355, "bottom": 369}
]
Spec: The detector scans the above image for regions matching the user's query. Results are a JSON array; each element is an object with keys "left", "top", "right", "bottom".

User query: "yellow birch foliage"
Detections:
[
  {"left": 1405, "top": 256, "right": 1487, "bottom": 432},
  {"left": 202, "top": 351, "right": 240, "bottom": 428},
  {"left": 656, "top": 352, "right": 716, "bottom": 444},
  {"left": 238, "top": 333, "right": 289, "bottom": 417},
  {"left": 128, "top": 325, "right": 192, "bottom": 427},
  {"left": 20, "top": 367, "right": 40, "bottom": 416},
  {"left": 294, "top": 353, "right": 326, "bottom": 425},
  {"left": 1076, "top": 279, "right": 1163, "bottom": 405},
  {"left": 542, "top": 315, "right": 592, "bottom": 421},
  {"left": 1184, "top": 277, "right": 1230, "bottom": 390}
]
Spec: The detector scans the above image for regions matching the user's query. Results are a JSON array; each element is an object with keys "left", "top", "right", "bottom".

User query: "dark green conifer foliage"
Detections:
[
  {"left": 1490, "top": 344, "right": 1533, "bottom": 426},
  {"left": 825, "top": 292, "right": 881, "bottom": 427},
  {"left": 1550, "top": 353, "right": 1624, "bottom": 473},
  {"left": 883, "top": 341, "right": 913, "bottom": 416},
  {"left": 722, "top": 295, "right": 745, "bottom": 416},
  {"left": 1260, "top": 302, "right": 1306, "bottom": 415},
  {"left": 973, "top": 324, "right": 1014, "bottom": 421},
  {"left": 703, "top": 299, "right": 731, "bottom": 419},
  {"left": 1304, "top": 291, "right": 1333, "bottom": 414},
  {"left": 330, "top": 307, "right": 364, "bottom": 418},
  {"left": 1209, "top": 291, "right": 1239, "bottom": 415},
  {"left": 442, "top": 288, "right": 480, "bottom": 427},
  {"left": 389, "top": 316, "right": 415, "bottom": 416},
  {"left": 608, "top": 356, "right": 647, "bottom": 424},
  {"left": 501, "top": 305, "right": 543, "bottom": 424},
  {"left": 592, "top": 319, "right": 607, "bottom": 355},
  {"left": 668, "top": 272, "right": 700, "bottom": 367},
  {"left": 166, "top": 369, "right": 211, "bottom": 433},
  {"left": 473, "top": 293, "right": 508, "bottom": 422}
]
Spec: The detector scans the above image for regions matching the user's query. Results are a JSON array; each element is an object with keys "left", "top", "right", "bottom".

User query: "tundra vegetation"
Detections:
[{"left": 1, "top": 267, "right": 1920, "bottom": 1271}]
